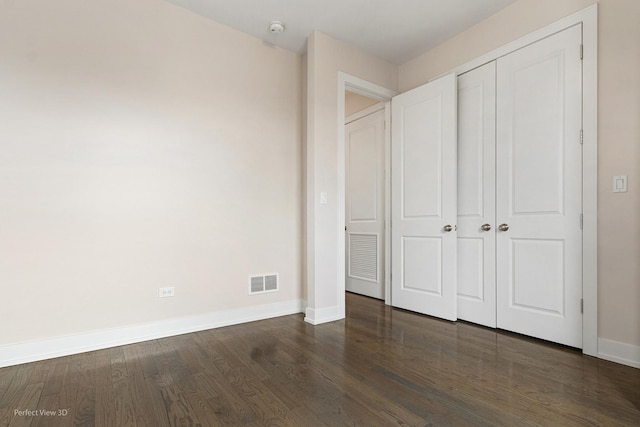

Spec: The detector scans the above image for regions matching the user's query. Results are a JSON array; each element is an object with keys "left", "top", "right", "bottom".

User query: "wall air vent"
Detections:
[
  {"left": 249, "top": 273, "right": 279, "bottom": 294},
  {"left": 349, "top": 233, "right": 378, "bottom": 281}
]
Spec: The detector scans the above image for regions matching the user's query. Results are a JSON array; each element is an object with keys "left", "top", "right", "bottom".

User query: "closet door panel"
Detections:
[
  {"left": 496, "top": 25, "right": 583, "bottom": 348},
  {"left": 391, "top": 73, "right": 457, "bottom": 321},
  {"left": 457, "top": 62, "right": 497, "bottom": 328}
]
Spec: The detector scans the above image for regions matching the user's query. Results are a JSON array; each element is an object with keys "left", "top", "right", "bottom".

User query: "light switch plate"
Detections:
[{"left": 613, "top": 175, "right": 628, "bottom": 193}]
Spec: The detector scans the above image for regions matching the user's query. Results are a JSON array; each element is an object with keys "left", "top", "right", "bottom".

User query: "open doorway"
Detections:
[
  {"left": 337, "top": 73, "right": 396, "bottom": 308},
  {"left": 344, "top": 91, "right": 386, "bottom": 300}
]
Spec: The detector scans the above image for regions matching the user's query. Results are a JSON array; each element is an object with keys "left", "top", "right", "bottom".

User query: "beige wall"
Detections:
[
  {"left": 345, "top": 92, "right": 380, "bottom": 117},
  {"left": 0, "top": 0, "right": 303, "bottom": 345},
  {"left": 399, "top": 0, "right": 596, "bottom": 91},
  {"left": 597, "top": 0, "right": 640, "bottom": 346},
  {"left": 2, "top": 0, "right": 636, "bottom": 355},
  {"left": 306, "top": 31, "right": 397, "bottom": 314},
  {"left": 399, "top": 0, "right": 640, "bottom": 347}
]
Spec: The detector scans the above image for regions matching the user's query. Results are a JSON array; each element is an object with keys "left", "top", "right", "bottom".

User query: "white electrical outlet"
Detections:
[{"left": 158, "top": 287, "right": 175, "bottom": 298}]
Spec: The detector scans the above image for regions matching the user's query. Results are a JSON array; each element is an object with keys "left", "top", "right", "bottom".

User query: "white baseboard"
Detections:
[
  {"left": 0, "top": 299, "right": 304, "bottom": 368},
  {"left": 598, "top": 338, "right": 640, "bottom": 369},
  {"left": 5, "top": 302, "right": 637, "bottom": 370},
  {"left": 304, "top": 305, "right": 343, "bottom": 325}
]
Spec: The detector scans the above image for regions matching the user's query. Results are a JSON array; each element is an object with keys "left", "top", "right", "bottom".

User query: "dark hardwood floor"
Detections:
[{"left": 1, "top": 292, "right": 639, "bottom": 426}]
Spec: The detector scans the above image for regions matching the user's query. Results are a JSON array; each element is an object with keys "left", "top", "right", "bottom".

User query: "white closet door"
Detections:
[
  {"left": 457, "top": 62, "right": 497, "bottom": 328},
  {"left": 346, "top": 109, "right": 385, "bottom": 300},
  {"left": 391, "top": 73, "right": 457, "bottom": 321},
  {"left": 496, "top": 25, "right": 583, "bottom": 348}
]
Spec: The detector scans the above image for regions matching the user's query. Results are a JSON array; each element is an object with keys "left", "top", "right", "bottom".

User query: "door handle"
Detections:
[
  {"left": 480, "top": 224, "right": 492, "bottom": 231},
  {"left": 498, "top": 223, "right": 509, "bottom": 232},
  {"left": 443, "top": 224, "right": 453, "bottom": 232}
]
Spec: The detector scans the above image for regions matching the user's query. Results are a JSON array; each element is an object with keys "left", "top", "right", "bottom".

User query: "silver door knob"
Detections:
[
  {"left": 443, "top": 224, "right": 453, "bottom": 232},
  {"left": 480, "top": 224, "right": 492, "bottom": 231},
  {"left": 498, "top": 223, "right": 509, "bottom": 232}
]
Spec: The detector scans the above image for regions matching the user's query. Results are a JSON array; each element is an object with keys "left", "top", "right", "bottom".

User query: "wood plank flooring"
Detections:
[{"left": 1, "top": 292, "right": 639, "bottom": 426}]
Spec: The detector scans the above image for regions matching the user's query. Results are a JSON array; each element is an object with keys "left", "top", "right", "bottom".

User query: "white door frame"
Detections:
[{"left": 338, "top": 73, "right": 397, "bottom": 308}]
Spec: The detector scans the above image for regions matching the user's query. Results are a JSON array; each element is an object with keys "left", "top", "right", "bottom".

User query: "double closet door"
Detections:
[{"left": 393, "top": 24, "right": 584, "bottom": 348}]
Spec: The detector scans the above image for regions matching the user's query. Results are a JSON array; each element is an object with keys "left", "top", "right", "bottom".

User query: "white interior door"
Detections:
[
  {"left": 391, "top": 73, "right": 457, "bottom": 321},
  {"left": 457, "top": 62, "right": 497, "bottom": 328},
  {"left": 345, "top": 108, "right": 385, "bottom": 299},
  {"left": 496, "top": 25, "right": 583, "bottom": 348}
]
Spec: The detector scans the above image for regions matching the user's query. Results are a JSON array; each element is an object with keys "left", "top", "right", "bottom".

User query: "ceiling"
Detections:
[{"left": 163, "top": 0, "right": 518, "bottom": 64}]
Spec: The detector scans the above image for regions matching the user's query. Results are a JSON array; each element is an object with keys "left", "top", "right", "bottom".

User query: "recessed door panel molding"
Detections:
[
  {"left": 458, "top": 79, "right": 487, "bottom": 219},
  {"left": 511, "top": 53, "right": 566, "bottom": 216},
  {"left": 496, "top": 25, "right": 583, "bottom": 348},
  {"left": 345, "top": 109, "right": 385, "bottom": 300},
  {"left": 510, "top": 239, "right": 565, "bottom": 316},
  {"left": 401, "top": 96, "right": 443, "bottom": 219},
  {"left": 457, "top": 237, "right": 485, "bottom": 301},
  {"left": 348, "top": 125, "right": 379, "bottom": 222},
  {"left": 456, "top": 62, "right": 497, "bottom": 328},
  {"left": 402, "top": 236, "right": 442, "bottom": 295},
  {"left": 392, "top": 73, "right": 457, "bottom": 321}
]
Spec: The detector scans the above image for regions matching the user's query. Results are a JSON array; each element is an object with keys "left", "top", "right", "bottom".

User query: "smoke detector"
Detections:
[{"left": 269, "top": 21, "right": 285, "bottom": 34}]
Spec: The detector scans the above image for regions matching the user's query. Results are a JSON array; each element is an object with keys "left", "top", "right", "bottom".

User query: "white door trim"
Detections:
[
  {"left": 433, "top": 5, "right": 598, "bottom": 357},
  {"left": 338, "top": 73, "right": 397, "bottom": 310}
]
